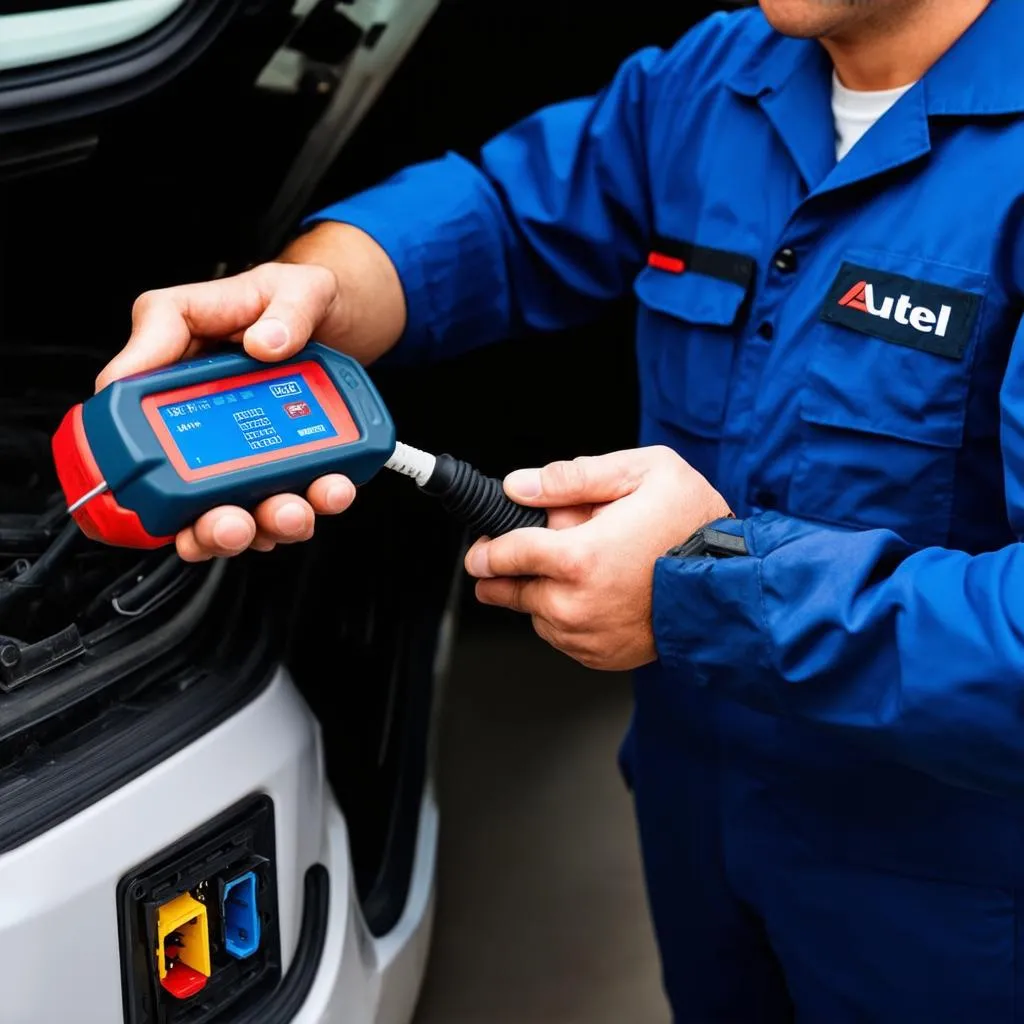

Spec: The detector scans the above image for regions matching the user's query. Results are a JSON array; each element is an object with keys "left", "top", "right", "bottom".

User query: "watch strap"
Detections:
[{"left": 667, "top": 522, "right": 747, "bottom": 559}]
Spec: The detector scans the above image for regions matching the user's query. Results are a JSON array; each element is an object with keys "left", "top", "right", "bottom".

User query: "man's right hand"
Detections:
[{"left": 97, "top": 221, "right": 407, "bottom": 563}]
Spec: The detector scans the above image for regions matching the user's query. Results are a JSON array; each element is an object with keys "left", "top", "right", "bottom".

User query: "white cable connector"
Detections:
[{"left": 384, "top": 440, "right": 436, "bottom": 488}]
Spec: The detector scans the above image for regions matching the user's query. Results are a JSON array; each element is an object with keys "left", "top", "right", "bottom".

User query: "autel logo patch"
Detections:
[{"left": 820, "top": 261, "right": 980, "bottom": 360}]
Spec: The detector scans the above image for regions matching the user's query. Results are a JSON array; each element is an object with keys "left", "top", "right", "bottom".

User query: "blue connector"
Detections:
[{"left": 222, "top": 871, "right": 261, "bottom": 960}]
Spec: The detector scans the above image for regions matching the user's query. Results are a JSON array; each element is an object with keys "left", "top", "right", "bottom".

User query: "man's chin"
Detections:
[{"left": 757, "top": 0, "right": 852, "bottom": 39}]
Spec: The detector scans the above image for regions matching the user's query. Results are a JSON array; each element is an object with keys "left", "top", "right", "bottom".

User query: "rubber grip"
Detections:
[{"left": 421, "top": 455, "right": 547, "bottom": 538}]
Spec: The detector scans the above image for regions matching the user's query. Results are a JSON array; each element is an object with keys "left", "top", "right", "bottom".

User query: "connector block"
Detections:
[
  {"left": 156, "top": 892, "right": 211, "bottom": 999},
  {"left": 118, "top": 796, "right": 280, "bottom": 1024},
  {"left": 222, "top": 871, "right": 261, "bottom": 959}
]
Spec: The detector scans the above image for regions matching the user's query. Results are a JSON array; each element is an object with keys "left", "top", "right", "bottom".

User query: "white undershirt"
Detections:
[{"left": 831, "top": 71, "right": 916, "bottom": 161}]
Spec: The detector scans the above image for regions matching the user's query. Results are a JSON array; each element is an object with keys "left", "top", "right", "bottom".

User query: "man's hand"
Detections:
[
  {"left": 96, "top": 221, "right": 406, "bottom": 562},
  {"left": 464, "top": 446, "right": 732, "bottom": 671}
]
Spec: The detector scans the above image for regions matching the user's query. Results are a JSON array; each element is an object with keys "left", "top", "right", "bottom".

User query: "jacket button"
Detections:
[
  {"left": 756, "top": 321, "right": 774, "bottom": 340},
  {"left": 772, "top": 247, "right": 798, "bottom": 273}
]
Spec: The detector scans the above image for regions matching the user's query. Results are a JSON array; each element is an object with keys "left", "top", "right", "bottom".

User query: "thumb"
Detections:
[
  {"left": 240, "top": 263, "right": 339, "bottom": 363},
  {"left": 504, "top": 452, "right": 644, "bottom": 508},
  {"left": 96, "top": 263, "right": 340, "bottom": 392}
]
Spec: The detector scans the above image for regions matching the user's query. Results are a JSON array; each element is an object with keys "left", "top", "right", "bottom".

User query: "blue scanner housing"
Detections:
[{"left": 77, "top": 343, "right": 396, "bottom": 542}]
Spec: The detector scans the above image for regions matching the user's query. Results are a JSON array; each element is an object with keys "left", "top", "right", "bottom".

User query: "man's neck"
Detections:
[{"left": 821, "top": 0, "right": 991, "bottom": 91}]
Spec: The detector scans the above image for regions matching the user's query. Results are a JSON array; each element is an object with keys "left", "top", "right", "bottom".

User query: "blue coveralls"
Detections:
[{"left": 311, "top": 2, "right": 1024, "bottom": 1019}]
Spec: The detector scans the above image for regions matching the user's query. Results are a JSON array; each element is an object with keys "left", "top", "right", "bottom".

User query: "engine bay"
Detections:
[{"left": 0, "top": 344, "right": 203, "bottom": 690}]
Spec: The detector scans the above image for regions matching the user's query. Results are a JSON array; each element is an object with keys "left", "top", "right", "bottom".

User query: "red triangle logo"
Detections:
[{"left": 838, "top": 281, "right": 869, "bottom": 311}]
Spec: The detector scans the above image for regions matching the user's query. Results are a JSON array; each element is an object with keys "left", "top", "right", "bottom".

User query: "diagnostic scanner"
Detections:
[{"left": 53, "top": 343, "right": 545, "bottom": 549}]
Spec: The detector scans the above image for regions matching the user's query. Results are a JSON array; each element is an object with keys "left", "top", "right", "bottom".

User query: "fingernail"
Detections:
[
  {"left": 326, "top": 482, "right": 352, "bottom": 512},
  {"left": 248, "top": 317, "right": 289, "bottom": 352},
  {"left": 212, "top": 516, "right": 252, "bottom": 551},
  {"left": 506, "top": 469, "right": 541, "bottom": 498},
  {"left": 275, "top": 502, "right": 308, "bottom": 536},
  {"left": 468, "top": 547, "right": 493, "bottom": 578}
]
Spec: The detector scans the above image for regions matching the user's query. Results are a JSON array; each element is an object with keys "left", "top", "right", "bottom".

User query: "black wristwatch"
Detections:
[{"left": 667, "top": 519, "right": 747, "bottom": 560}]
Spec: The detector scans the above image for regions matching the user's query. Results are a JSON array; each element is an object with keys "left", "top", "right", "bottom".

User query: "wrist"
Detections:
[{"left": 277, "top": 221, "right": 406, "bottom": 363}]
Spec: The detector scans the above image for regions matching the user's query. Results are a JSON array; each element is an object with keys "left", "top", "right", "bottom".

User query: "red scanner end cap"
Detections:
[{"left": 52, "top": 404, "right": 173, "bottom": 550}]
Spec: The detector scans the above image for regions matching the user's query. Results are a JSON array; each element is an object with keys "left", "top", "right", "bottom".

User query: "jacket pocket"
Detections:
[
  {"left": 790, "top": 250, "right": 986, "bottom": 548},
  {"left": 633, "top": 262, "right": 748, "bottom": 438}
]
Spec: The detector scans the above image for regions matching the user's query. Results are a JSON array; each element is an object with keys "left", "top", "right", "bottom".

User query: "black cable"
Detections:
[
  {"left": 420, "top": 454, "right": 547, "bottom": 538},
  {"left": 112, "top": 553, "right": 190, "bottom": 616},
  {"left": 13, "top": 521, "right": 81, "bottom": 588},
  {"left": 36, "top": 498, "right": 71, "bottom": 532},
  {"left": 0, "top": 520, "right": 82, "bottom": 620}
]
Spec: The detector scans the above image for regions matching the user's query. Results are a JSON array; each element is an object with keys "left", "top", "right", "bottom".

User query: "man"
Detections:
[{"left": 100, "top": 0, "right": 1024, "bottom": 1018}]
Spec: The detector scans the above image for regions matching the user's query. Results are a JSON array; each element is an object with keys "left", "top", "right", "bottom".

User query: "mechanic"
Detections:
[{"left": 100, "top": 0, "right": 1024, "bottom": 1019}]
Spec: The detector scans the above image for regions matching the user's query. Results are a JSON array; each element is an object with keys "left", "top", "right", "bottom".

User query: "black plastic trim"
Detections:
[
  {"left": 0, "top": 0, "right": 245, "bottom": 132},
  {"left": 0, "top": 561, "right": 217, "bottom": 745},
  {"left": 357, "top": 598, "right": 440, "bottom": 937},
  {"left": 0, "top": 560, "right": 279, "bottom": 853},
  {"left": 232, "top": 865, "right": 330, "bottom": 1024},
  {"left": 117, "top": 795, "right": 283, "bottom": 1024}
]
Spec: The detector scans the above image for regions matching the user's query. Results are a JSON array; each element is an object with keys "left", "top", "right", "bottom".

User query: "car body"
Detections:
[{"left": 0, "top": 2, "right": 459, "bottom": 1021}]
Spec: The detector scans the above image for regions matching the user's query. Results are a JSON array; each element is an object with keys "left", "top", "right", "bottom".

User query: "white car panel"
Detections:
[
  {"left": 0, "top": 668, "right": 436, "bottom": 1024},
  {"left": 0, "top": 0, "right": 188, "bottom": 72}
]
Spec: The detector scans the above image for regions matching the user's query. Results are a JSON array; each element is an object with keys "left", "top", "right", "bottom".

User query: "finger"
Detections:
[
  {"left": 531, "top": 614, "right": 591, "bottom": 666},
  {"left": 547, "top": 506, "right": 593, "bottom": 530},
  {"left": 189, "top": 506, "right": 257, "bottom": 558},
  {"left": 305, "top": 474, "right": 356, "bottom": 516},
  {"left": 250, "top": 531, "right": 278, "bottom": 553},
  {"left": 465, "top": 527, "right": 570, "bottom": 580},
  {"left": 96, "top": 272, "right": 265, "bottom": 390},
  {"left": 240, "top": 262, "right": 339, "bottom": 362},
  {"left": 182, "top": 338, "right": 206, "bottom": 360},
  {"left": 531, "top": 614, "right": 563, "bottom": 651},
  {"left": 503, "top": 452, "right": 646, "bottom": 508},
  {"left": 252, "top": 493, "right": 315, "bottom": 544},
  {"left": 175, "top": 525, "right": 215, "bottom": 563},
  {"left": 475, "top": 576, "right": 547, "bottom": 615}
]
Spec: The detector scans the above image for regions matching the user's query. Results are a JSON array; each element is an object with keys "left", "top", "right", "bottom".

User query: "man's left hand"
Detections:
[{"left": 465, "top": 446, "right": 732, "bottom": 671}]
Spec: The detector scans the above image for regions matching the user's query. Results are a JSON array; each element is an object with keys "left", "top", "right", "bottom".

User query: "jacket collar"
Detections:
[
  {"left": 724, "top": 0, "right": 1021, "bottom": 194},
  {"left": 727, "top": 0, "right": 1024, "bottom": 119}
]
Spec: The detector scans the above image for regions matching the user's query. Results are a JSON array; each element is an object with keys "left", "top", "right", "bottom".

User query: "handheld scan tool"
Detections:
[{"left": 53, "top": 344, "right": 545, "bottom": 548}]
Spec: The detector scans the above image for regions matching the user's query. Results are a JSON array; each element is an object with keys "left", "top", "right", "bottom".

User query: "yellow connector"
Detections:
[{"left": 155, "top": 892, "right": 211, "bottom": 997}]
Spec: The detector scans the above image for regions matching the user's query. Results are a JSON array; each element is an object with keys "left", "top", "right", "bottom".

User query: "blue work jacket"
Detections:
[{"left": 313, "top": 0, "right": 1024, "bottom": 884}]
